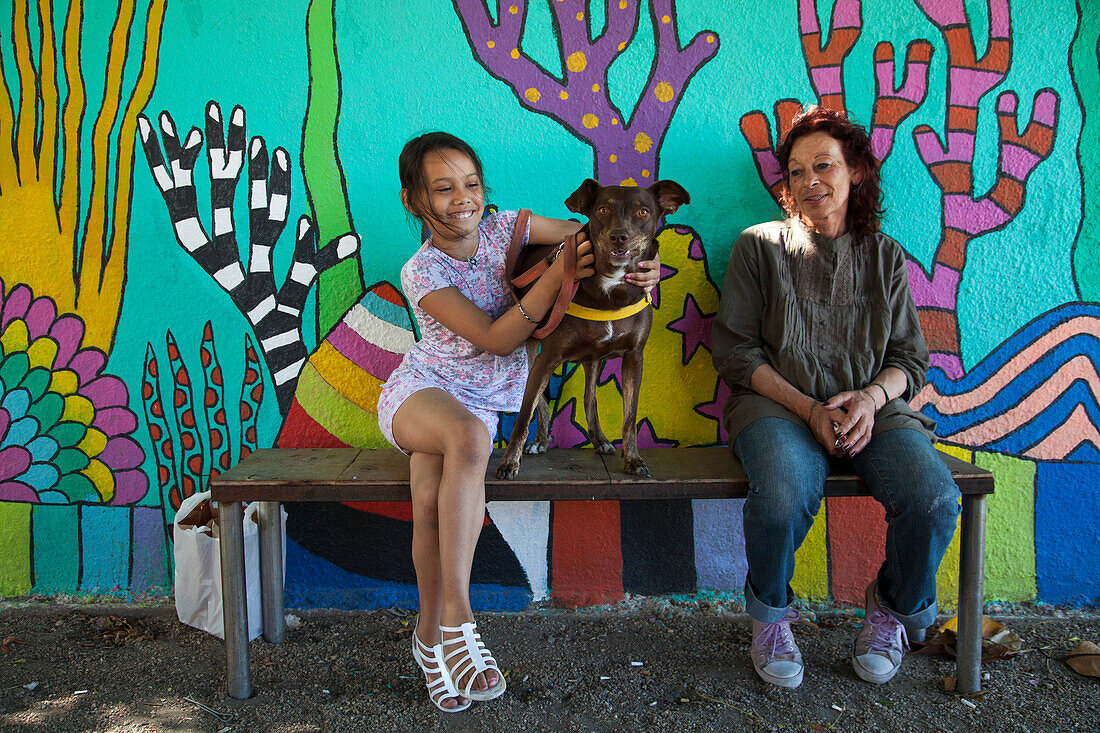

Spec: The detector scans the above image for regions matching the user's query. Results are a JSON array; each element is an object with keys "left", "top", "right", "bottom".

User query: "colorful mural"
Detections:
[{"left": 0, "top": 0, "right": 1096, "bottom": 610}]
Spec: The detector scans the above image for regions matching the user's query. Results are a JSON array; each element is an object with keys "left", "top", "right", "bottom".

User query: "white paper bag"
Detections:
[{"left": 172, "top": 492, "right": 285, "bottom": 641}]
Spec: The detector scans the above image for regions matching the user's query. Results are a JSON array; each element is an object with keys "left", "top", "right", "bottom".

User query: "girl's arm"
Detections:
[
  {"left": 527, "top": 213, "right": 582, "bottom": 245},
  {"left": 419, "top": 239, "right": 596, "bottom": 356}
]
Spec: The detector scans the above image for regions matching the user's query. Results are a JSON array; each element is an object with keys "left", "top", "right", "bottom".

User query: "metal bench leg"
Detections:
[
  {"left": 217, "top": 500, "right": 252, "bottom": 700},
  {"left": 258, "top": 501, "right": 285, "bottom": 644},
  {"left": 956, "top": 493, "right": 987, "bottom": 694}
]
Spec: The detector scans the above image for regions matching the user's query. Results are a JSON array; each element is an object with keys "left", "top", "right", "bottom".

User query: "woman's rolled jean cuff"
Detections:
[
  {"left": 744, "top": 579, "right": 797, "bottom": 624},
  {"left": 877, "top": 583, "right": 939, "bottom": 634},
  {"left": 746, "top": 577, "right": 939, "bottom": 632}
]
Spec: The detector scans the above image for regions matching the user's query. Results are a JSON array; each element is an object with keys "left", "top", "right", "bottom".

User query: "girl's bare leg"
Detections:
[{"left": 393, "top": 388, "right": 496, "bottom": 693}]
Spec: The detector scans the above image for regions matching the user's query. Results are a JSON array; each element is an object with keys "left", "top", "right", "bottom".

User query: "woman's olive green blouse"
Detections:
[{"left": 711, "top": 219, "right": 936, "bottom": 443}]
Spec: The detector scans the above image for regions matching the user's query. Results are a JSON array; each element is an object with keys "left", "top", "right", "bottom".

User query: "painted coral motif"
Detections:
[
  {"left": 0, "top": 280, "right": 146, "bottom": 505},
  {"left": 453, "top": 0, "right": 719, "bottom": 185},
  {"left": 142, "top": 325, "right": 263, "bottom": 514},
  {"left": 0, "top": 0, "right": 167, "bottom": 352}
]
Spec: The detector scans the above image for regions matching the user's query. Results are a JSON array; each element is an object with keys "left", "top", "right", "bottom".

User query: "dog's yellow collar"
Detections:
[{"left": 564, "top": 293, "right": 652, "bottom": 321}]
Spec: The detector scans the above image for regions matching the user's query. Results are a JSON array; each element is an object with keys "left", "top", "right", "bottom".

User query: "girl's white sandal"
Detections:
[
  {"left": 412, "top": 621, "right": 470, "bottom": 713},
  {"left": 440, "top": 621, "right": 506, "bottom": 701}
]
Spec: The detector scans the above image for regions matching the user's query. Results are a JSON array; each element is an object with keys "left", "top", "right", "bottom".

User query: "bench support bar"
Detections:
[
  {"left": 217, "top": 500, "right": 252, "bottom": 700},
  {"left": 258, "top": 501, "right": 286, "bottom": 645},
  {"left": 956, "top": 493, "right": 987, "bottom": 695}
]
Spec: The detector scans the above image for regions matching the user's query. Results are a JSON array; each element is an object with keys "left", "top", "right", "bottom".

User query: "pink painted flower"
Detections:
[{"left": 0, "top": 279, "right": 146, "bottom": 505}]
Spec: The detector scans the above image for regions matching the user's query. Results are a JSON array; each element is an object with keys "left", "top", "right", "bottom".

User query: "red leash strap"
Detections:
[
  {"left": 533, "top": 233, "right": 578, "bottom": 339},
  {"left": 505, "top": 209, "right": 579, "bottom": 339}
]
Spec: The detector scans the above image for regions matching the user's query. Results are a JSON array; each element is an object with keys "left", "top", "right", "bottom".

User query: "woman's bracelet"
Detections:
[
  {"left": 807, "top": 400, "right": 822, "bottom": 423},
  {"left": 867, "top": 381, "right": 889, "bottom": 409},
  {"left": 516, "top": 300, "right": 539, "bottom": 324}
]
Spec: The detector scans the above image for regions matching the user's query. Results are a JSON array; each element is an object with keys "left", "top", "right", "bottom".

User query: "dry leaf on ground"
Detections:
[
  {"left": 912, "top": 615, "right": 1021, "bottom": 662},
  {"left": 1064, "top": 640, "right": 1100, "bottom": 677},
  {"left": 2, "top": 636, "right": 28, "bottom": 651}
]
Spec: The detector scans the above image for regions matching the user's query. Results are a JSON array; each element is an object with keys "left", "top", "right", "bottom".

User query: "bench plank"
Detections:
[{"left": 211, "top": 446, "right": 993, "bottom": 503}]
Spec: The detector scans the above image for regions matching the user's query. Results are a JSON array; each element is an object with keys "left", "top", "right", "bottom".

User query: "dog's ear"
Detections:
[
  {"left": 648, "top": 180, "right": 690, "bottom": 216},
  {"left": 565, "top": 179, "right": 602, "bottom": 214}
]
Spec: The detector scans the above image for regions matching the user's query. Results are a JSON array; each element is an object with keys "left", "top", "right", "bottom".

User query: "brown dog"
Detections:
[{"left": 495, "top": 179, "right": 690, "bottom": 479}]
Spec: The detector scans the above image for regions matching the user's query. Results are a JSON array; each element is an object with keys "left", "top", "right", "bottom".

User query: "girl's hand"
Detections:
[
  {"left": 626, "top": 250, "right": 662, "bottom": 294},
  {"left": 823, "top": 389, "right": 879, "bottom": 456},
  {"left": 807, "top": 400, "right": 849, "bottom": 456},
  {"left": 567, "top": 232, "right": 596, "bottom": 281}
]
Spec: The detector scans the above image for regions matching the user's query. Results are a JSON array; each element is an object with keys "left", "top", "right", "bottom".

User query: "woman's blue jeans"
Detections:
[{"left": 733, "top": 418, "right": 961, "bottom": 633}]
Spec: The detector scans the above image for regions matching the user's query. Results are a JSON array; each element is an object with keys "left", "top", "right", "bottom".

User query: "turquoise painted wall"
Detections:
[{"left": 1, "top": 0, "right": 1096, "bottom": 608}]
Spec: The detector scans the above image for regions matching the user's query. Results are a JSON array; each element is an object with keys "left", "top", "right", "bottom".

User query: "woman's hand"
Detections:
[
  {"left": 823, "top": 388, "right": 879, "bottom": 456},
  {"left": 626, "top": 250, "right": 662, "bottom": 294},
  {"left": 807, "top": 400, "right": 849, "bottom": 456}
]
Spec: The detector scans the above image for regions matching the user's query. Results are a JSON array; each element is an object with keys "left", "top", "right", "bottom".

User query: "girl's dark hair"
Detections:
[
  {"left": 398, "top": 131, "right": 487, "bottom": 237},
  {"left": 776, "top": 107, "right": 883, "bottom": 237}
]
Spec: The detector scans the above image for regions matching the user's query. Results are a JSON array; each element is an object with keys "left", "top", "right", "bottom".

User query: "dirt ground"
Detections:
[{"left": 1, "top": 596, "right": 1098, "bottom": 732}]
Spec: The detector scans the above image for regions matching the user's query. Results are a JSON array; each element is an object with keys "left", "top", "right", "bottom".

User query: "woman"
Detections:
[{"left": 711, "top": 107, "right": 960, "bottom": 688}]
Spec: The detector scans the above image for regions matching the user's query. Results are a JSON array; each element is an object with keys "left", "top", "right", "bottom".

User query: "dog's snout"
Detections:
[{"left": 608, "top": 230, "right": 629, "bottom": 249}]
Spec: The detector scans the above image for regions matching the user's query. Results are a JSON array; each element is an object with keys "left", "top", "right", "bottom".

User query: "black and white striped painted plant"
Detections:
[{"left": 137, "top": 102, "right": 359, "bottom": 413}]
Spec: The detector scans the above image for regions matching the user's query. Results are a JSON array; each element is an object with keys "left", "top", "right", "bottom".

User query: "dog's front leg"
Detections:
[
  {"left": 619, "top": 350, "right": 649, "bottom": 476},
  {"left": 496, "top": 353, "right": 557, "bottom": 479},
  {"left": 526, "top": 391, "right": 551, "bottom": 455},
  {"left": 583, "top": 359, "right": 614, "bottom": 454}
]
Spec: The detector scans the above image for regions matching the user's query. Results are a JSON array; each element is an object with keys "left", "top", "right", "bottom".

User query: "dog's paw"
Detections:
[
  {"left": 593, "top": 439, "right": 615, "bottom": 455},
  {"left": 624, "top": 458, "right": 650, "bottom": 477},
  {"left": 495, "top": 461, "right": 521, "bottom": 480},
  {"left": 524, "top": 441, "right": 548, "bottom": 455}
]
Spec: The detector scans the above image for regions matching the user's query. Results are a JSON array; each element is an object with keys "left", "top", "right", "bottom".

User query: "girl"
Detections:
[{"left": 379, "top": 132, "right": 660, "bottom": 711}]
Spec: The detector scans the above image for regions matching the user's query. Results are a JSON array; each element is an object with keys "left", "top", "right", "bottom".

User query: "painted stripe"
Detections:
[
  {"left": 974, "top": 451, "right": 1037, "bottom": 603},
  {"left": 213, "top": 207, "right": 233, "bottom": 236},
  {"left": 170, "top": 160, "right": 193, "bottom": 187},
  {"left": 213, "top": 262, "right": 245, "bottom": 291},
  {"left": 130, "top": 506, "right": 170, "bottom": 594},
  {"left": 79, "top": 505, "right": 129, "bottom": 595},
  {"left": 174, "top": 218, "right": 206, "bottom": 252},
  {"left": 825, "top": 497, "right": 884, "bottom": 605},
  {"left": 290, "top": 261, "right": 318, "bottom": 285},
  {"left": 276, "top": 304, "right": 301, "bottom": 317},
  {"left": 0, "top": 502, "right": 33, "bottom": 596},
  {"left": 692, "top": 498, "right": 747, "bottom": 592},
  {"left": 551, "top": 500, "right": 623, "bottom": 606},
  {"left": 294, "top": 362, "right": 388, "bottom": 447},
  {"left": 790, "top": 501, "right": 829, "bottom": 601},
  {"left": 30, "top": 504, "right": 80, "bottom": 592},
  {"left": 251, "top": 244, "right": 273, "bottom": 273},
  {"left": 336, "top": 234, "right": 358, "bottom": 258},
  {"left": 277, "top": 398, "right": 352, "bottom": 449},
  {"left": 250, "top": 179, "right": 268, "bottom": 208},
  {"left": 273, "top": 357, "right": 306, "bottom": 386},
  {"left": 326, "top": 321, "right": 404, "bottom": 379},
  {"left": 360, "top": 290, "right": 413, "bottom": 328},
  {"left": 309, "top": 341, "right": 385, "bottom": 409},
  {"left": 151, "top": 164, "right": 173, "bottom": 191},
  {"left": 261, "top": 329, "right": 299, "bottom": 351},
  {"left": 913, "top": 318, "right": 1100, "bottom": 414},
  {"left": 246, "top": 295, "right": 277, "bottom": 323},
  {"left": 269, "top": 193, "right": 289, "bottom": 222},
  {"left": 344, "top": 303, "right": 415, "bottom": 353}
]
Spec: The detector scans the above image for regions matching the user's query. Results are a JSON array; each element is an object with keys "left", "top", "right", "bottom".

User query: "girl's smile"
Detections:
[{"left": 417, "top": 149, "right": 485, "bottom": 253}]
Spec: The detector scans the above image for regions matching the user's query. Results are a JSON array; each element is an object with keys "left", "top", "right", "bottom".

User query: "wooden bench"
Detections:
[{"left": 209, "top": 446, "right": 993, "bottom": 699}]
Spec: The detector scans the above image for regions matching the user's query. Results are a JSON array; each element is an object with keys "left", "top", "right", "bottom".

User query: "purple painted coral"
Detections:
[{"left": 0, "top": 279, "right": 146, "bottom": 505}]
